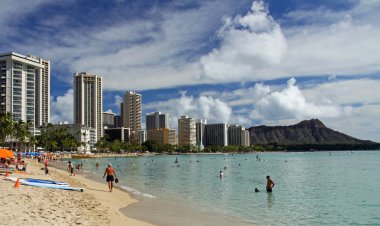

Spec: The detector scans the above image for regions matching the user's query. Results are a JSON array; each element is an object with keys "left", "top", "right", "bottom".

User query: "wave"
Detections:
[{"left": 118, "top": 185, "right": 156, "bottom": 198}]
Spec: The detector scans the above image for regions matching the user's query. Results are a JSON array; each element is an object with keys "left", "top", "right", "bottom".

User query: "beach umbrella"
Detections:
[{"left": 0, "top": 149, "right": 14, "bottom": 158}]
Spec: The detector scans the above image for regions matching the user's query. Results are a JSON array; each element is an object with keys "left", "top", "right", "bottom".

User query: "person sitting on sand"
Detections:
[
  {"left": 103, "top": 163, "right": 117, "bottom": 192},
  {"left": 266, "top": 176, "right": 275, "bottom": 192}
]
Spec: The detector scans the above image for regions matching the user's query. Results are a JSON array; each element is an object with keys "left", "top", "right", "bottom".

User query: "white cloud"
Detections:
[
  {"left": 0, "top": 0, "right": 52, "bottom": 30},
  {"left": 144, "top": 92, "right": 232, "bottom": 128},
  {"left": 200, "top": 0, "right": 287, "bottom": 82},
  {"left": 104, "top": 109, "right": 114, "bottom": 113},
  {"left": 113, "top": 95, "right": 123, "bottom": 108},
  {"left": 252, "top": 78, "right": 352, "bottom": 120},
  {"left": 51, "top": 89, "right": 73, "bottom": 123},
  {"left": 199, "top": 0, "right": 380, "bottom": 83},
  {"left": 304, "top": 78, "right": 380, "bottom": 105}
]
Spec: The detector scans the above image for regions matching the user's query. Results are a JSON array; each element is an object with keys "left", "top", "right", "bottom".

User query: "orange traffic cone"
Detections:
[
  {"left": 5, "top": 171, "right": 9, "bottom": 177},
  {"left": 14, "top": 178, "right": 20, "bottom": 188}
]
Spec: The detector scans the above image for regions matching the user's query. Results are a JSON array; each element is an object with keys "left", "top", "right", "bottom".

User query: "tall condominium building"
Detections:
[
  {"left": 204, "top": 123, "right": 228, "bottom": 147},
  {"left": 0, "top": 52, "right": 50, "bottom": 129},
  {"left": 178, "top": 115, "right": 196, "bottom": 147},
  {"left": 103, "top": 112, "right": 115, "bottom": 129},
  {"left": 35, "top": 57, "right": 50, "bottom": 127},
  {"left": 146, "top": 112, "right": 169, "bottom": 130},
  {"left": 73, "top": 72, "right": 103, "bottom": 141},
  {"left": 122, "top": 91, "right": 142, "bottom": 132},
  {"left": 196, "top": 119, "right": 207, "bottom": 151},
  {"left": 228, "top": 125, "right": 250, "bottom": 147}
]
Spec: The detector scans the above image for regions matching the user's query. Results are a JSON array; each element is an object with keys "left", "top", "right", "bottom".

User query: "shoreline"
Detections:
[
  {"left": 62, "top": 155, "right": 260, "bottom": 226},
  {"left": 0, "top": 159, "right": 155, "bottom": 226}
]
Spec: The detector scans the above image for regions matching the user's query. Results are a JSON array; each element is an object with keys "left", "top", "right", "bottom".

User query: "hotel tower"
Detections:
[
  {"left": 73, "top": 72, "right": 103, "bottom": 141},
  {"left": 0, "top": 52, "right": 50, "bottom": 129},
  {"left": 122, "top": 91, "right": 142, "bottom": 132}
]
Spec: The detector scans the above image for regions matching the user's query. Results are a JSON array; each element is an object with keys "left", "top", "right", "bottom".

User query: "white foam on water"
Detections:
[{"left": 118, "top": 185, "right": 156, "bottom": 198}]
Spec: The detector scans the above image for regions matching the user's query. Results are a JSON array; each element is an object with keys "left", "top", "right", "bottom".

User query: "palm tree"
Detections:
[
  {"left": 14, "top": 120, "right": 31, "bottom": 152},
  {"left": 0, "top": 112, "right": 14, "bottom": 147}
]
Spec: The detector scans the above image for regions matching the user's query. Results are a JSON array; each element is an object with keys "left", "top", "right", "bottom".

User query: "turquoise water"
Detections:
[{"left": 70, "top": 151, "right": 380, "bottom": 225}]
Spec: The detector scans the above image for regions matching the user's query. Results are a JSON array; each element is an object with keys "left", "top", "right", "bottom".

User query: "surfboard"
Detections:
[{"left": 5, "top": 177, "right": 84, "bottom": 192}]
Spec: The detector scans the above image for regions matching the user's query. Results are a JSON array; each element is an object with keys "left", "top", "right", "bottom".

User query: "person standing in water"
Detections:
[
  {"left": 68, "top": 161, "right": 75, "bottom": 176},
  {"left": 103, "top": 163, "right": 117, "bottom": 192},
  {"left": 266, "top": 175, "right": 275, "bottom": 192}
]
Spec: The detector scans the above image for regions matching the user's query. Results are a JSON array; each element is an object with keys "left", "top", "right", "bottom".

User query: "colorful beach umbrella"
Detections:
[{"left": 0, "top": 149, "right": 14, "bottom": 158}]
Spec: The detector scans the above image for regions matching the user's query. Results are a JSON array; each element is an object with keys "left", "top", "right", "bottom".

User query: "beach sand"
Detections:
[{"left": 0, "top": 159, "right": 155, "bottom": 226}]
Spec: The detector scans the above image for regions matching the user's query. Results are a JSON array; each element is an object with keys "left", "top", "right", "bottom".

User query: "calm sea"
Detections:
[{"left": 68, "top": 151, "right": 380, "bottom": 225}]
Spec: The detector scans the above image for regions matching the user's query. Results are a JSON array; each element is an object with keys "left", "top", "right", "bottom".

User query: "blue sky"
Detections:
[{"left": 0, "top": 0, "right": 379, "bottom": 142}]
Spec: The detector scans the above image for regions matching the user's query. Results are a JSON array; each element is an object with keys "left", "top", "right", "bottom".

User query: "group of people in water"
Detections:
[{"left": 68, "top": 155, "right": 275, "bottom": 193}]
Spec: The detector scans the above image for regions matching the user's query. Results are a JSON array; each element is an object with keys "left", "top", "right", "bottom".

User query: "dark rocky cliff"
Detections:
[{"left": 248, "top": 119, "right": 375, "bottom": 145}]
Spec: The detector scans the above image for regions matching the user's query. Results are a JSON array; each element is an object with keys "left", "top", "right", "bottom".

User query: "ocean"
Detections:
[{"left": 68, "top": 151, "right": 380, "bottom": 225}]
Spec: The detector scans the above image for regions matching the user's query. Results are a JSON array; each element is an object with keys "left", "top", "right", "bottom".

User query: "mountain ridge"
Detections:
[{"left": 248, "top": 119, "right": 376, "bottom": 145}]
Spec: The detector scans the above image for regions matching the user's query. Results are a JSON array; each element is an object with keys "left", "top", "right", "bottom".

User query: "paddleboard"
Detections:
[
  {"left": 23, "top": 178, "right": 69, "bottom": 185},
  {"left": 5, "top": 177, "right": 84, "bottom": 192}
]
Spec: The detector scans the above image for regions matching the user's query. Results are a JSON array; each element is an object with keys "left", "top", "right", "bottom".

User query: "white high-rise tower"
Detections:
[
  {"left": 0, "top": 52, "right": 50, "bottom": 129},
  {"left": 73, "top": 72, "right": 103, "bottom": 141}
]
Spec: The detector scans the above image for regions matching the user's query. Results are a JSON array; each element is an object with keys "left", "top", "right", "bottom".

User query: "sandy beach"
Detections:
[{"left": 0, "top": 159, "right": 155, "bottom": 226}]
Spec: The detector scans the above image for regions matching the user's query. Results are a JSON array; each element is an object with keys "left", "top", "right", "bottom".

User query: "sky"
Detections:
[{"left": 0, "top": 0, "right": 379, "bottom": 142}]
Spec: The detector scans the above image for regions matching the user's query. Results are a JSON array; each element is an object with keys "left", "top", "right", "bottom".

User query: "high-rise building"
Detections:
[
  {"left": 146, "top": 112, "right": 169, "bottom": 130},
  {"left": 103, "top": 112, "right": 115, "bottom": 129},
  {"left": 0, "top": 52, "right": 50, "bottom": 129},
  {"left": 122, "top": 91, "right": 141, "bottom": 132},
  {"left": 178, "top": 115, "right": 196, "bottom": 147},
  {"left": 204, "top": 123, "right": 228, "bottom": 147},
  {"left": 228, "top": 125, "right": 250, "bottom": 146},
  {"left": 34, "top": 57, "right": 50, "bottom": 127},
  {"left": 196, "top": 119, "right": 207, "bottom": 151},
  {"left": 73, "top": 72, "right": 103, "bottom": 141}
]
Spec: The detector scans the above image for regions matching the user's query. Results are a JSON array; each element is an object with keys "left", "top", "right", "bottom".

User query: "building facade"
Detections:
[
  {"left": 196, "top": 119, "right": 207, "bottom": 151},
  {"left": 168, "top": 128, "right": 176, "bottom": 145},
  {"left": 146, "top": 112, "right": 169, "bottom": 130},
  {"left": 147, "top": 128, "right": 176, "bottom": 145},
  {"left": 178, "top": 115, "right": 196, "bottom": 147},
  {"left": 35, "top": 58, "right": 50, "bottom": 127},
  {"left": 104, "top": 127, "right": 130, "bottom": 143},
  {"left": 135, "top": 129, "right": 146, "bottom": 145},
  {"left": 103, "top": 112, "right": 115, "bottom": 129},
  {"left": 114, "top": 115, "right": 122, "bottom": 128},
  {"left": 73, "top": 72, "right": 103, "bottom": 141},
  {"left": 122, "top": 91, "right": 141, "bottom": 132},
  {"left": 228, "top": 125, "right": 250, "bottom": 146},
  {"left": 204, "top": 123, "right": 228, "bottom": 147},
  {"left": 0, "top": 52, "right": 50, "bottom": 130}
]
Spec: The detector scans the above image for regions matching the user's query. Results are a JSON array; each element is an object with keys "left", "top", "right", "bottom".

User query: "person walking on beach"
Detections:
[
  {"left": 68, "top": 161, "right": 75, "bottom": 176},
  {"left": 266, "top": 176, "right": 275, "bottom": 192},
  {"left": 103, "top": 163, "right": 117, "bottom": 192}
]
